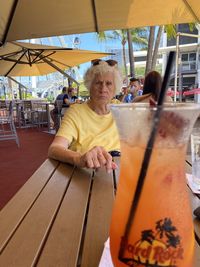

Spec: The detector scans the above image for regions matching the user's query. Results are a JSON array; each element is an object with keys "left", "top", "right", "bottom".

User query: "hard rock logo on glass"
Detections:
[{"left": 119, "top": 218, "right": 183, "bottom": 267}]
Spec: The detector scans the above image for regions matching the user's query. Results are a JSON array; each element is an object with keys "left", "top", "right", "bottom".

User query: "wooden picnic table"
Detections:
[{"left": 0, "top": 157, "right": 199, "bottom": 266}]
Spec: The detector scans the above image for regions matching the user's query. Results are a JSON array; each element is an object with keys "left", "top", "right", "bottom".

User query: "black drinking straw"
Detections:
[{"left": 119, "top": 51, "right": 176, "bottom": 261}]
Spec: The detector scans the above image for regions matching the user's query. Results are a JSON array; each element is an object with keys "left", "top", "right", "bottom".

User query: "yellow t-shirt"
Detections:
[
  {"left": 56, "top": 103, "right": 120, "bottom": 154},
  {"left": 110, "top": 98, "right": 121, "bottom": 104}
]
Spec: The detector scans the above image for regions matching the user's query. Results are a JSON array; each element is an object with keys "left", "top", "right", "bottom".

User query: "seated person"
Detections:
[
  {"left": 67, "top": 87, "right": 78, "bottom": 103},
  {"left": 122, "top": 78, "right": 142, "bottom": 103},
  {"left": 51, "top": 86, "right": 80, "bottom": 131},
  {"left": 55, "top": 86, "right": 70, "bottom": 107},
  {"left": 48, "top": 59, "right": 122, "bottom": 172},
  {"left": 50, "top": 87, "right": 70, "bottom": 131},
  {"left": 133, "top": 71, "right": 172, "bottom": 104}
]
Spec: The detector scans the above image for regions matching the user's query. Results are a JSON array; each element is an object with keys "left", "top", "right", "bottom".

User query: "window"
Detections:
[
  {"left": 190, "top": 62, "right": 196, "bottom": 70},
  {"left": 189, "top": 53, "right": 196, "bottom": 61},
  {"left": 181, "top": 54, "right": 188, "bottom": 61}
]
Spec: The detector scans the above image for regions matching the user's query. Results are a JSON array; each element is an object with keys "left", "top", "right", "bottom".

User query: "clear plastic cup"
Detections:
[{"left": 191, "top": 128, "right": 200, "bottom": 189}]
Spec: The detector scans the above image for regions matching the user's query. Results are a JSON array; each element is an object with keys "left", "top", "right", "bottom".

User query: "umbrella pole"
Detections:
[
  {"left": 8, "top": 76, "right": 28, "bottom": 100},
  {"left": 174, "top": 33, "right": 180, "bottom": 103},
  {"left": 37, "top": 55, "right": 80, "bottom": 86}
]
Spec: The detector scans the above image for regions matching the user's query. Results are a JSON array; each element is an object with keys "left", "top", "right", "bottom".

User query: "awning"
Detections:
[{"left": 0, "top": 0, "right": 199, "bottom": 45}]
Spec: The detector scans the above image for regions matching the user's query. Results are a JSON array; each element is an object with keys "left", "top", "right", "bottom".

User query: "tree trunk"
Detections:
[
  {"left": 127, "top": 29, "right": 135, "bottom": 77},
  {"left": 19, "top": 85, "right": 22, "bottom": 100},
  {"left": 122, "top": 41, "right": 128, "bottom": 83},
  {"left": 145, "top": 26, "right": 155, "bottom": 75},
  {"left": 151, "top": 26, "right": 163, "bottom": 70}
]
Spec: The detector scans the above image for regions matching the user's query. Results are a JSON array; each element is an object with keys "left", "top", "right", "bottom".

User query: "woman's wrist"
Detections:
[{"left": 72, "top": 152, "right": 82, "bottom": 167}]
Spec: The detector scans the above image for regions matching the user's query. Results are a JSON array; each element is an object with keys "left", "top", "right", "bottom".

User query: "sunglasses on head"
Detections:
[{"left": 91, "top": 59, "right": 118, "bottom": 67}]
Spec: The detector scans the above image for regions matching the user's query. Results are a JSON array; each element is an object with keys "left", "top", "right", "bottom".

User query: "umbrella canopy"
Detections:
[
  {"left": 0, "top": 41, "right": 111, "bottom": 77},
  {"left": 0, "top": 0, "right": 199, "bottom": 45}
]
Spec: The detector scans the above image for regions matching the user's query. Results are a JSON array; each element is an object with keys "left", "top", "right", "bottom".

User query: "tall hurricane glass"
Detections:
[{"left": 110, "top": 103, "right": 200, "bottom": 267}]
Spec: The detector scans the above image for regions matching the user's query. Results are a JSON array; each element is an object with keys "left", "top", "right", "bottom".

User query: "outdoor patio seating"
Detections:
[{"left": 0, "top": 100, "right": 19, "bottom": 147}]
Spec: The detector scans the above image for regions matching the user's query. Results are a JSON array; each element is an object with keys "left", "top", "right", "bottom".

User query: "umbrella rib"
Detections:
[
  {"left": 0, "top": 49, "right": 24, "bottom": 60},
  {"left": 91, "top": 0, "right": 99, "bottom": 32},
  {"left": 4, "top": 50, "right": 27, "bottom": 77},
  {"left": 27, "top": 49, "right": 32, "bottom": 66},
  {"left": 32, "top": 50, "right": 72, "bottom": 68},
  {"left": 0, "top": 0, "right": 19, "bottom": 46},
  {"left": 37, "top": 54, "right": 79, "bottom": 85},
  {"left": 0, "top": 58, "right": 30, "bottom": 64},
  {"left": 31, "top": 51, "right": 57, "bottom": 64},
  {"left": 183, "top": 0, "right": 200, "bottom": 23}
]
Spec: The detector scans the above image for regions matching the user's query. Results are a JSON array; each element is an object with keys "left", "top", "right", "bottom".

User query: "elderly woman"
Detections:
[{"left": 48, "top": 60, "right": 122, "bottom": 172}]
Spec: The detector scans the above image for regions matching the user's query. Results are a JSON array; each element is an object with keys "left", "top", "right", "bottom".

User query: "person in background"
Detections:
[
  {"left": 121, "top": 78, "right": 142, "bottom": 102},
  {"left": 133, "top": 70, "right": 172, "bottom": 104},
  {"left": 48, "top": 59, "right": 122, "bottom": 172},
  {"left": 67, "top": 87, "right": 78, "bottom": 103},
  {"left": 55, "top": 86, "right": 70, "bottom": 105},
  {"left": 116, "top": 85, "right": 129, "bottom": 102},
  {"left": 129, "top": 77, "right": 143, "bottom": 96},
  {"left": 50, "top": 87, "right": 77, "bottom": 132}
]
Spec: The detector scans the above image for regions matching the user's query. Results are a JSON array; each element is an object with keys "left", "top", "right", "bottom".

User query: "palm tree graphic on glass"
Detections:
[{"left": 121, "top": 218, "right": 183, "bottom": 267}]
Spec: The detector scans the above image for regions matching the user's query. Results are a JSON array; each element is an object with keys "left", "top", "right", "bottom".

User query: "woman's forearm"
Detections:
[{"left": 48, "top": 144, "right": 81, "bottom": 166}]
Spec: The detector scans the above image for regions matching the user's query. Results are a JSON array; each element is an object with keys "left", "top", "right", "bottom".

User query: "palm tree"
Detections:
[
  {"left": 100, "top": 30, "right": 129, "bottom": 78},
  {"left": 145, "top": 26, "right": 156, "bottom": 75},
  {"left": 127, "top": 28, "right": 148, "bottom": 77},
  {"left": 96, "top": 28, "right": 148, "bottom": 80},
  {"left": 145, "top": 24, "right": 196, "bottom": 75},
  {"left": 145, "top": 25, "right": 177, "bottom": 75}
]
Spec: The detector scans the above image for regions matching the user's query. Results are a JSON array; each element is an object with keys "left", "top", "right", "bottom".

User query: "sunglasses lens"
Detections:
[
  {"left": 106, "top": 60, "right": 117, "bottom": 66},
  {"left": 92, "top": 59, "right": 102, "bottom": 66},
  {"left": 92, "top": 59, "right": 117, "bottom": 66}
]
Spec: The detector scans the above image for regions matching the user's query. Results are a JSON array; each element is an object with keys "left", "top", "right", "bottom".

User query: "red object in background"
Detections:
[
  {"left": 166, "top": 90, "right": 179, "bottom": 96},
  {"left": 183, "top": 88, "right": 200, "bottom": 96}
]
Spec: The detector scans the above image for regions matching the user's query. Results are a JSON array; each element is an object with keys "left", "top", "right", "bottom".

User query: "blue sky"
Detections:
[
  {"left": 17, "top": 32, "right": 123, "bottom": 85},
  {"left": 34, "top": 32, "right": 122, "bottom": 78}
]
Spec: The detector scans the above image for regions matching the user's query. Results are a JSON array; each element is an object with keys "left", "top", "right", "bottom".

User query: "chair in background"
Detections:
[
  {"left": 31, "top": 102, "right": 49, "bottom": 129},
  {"left": 55, "top": 100, "right": 64, "bottom": 131},
  {"left": 17, "top": 100, "right": 34, "bottom": 128},
  {"left": 0, "top": 100, "right": 20, "bottom": 147}
]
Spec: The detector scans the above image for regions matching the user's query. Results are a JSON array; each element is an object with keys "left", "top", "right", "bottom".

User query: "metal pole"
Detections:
[
  {"left": 174, "top": 33, "right": 180, "bottom": 102},
  {"left": 176, "top": 32, "right": 200, "bottom": 38},
  {"left": 178, "top": 62, "right": 183, "bottom": 102},
  {"left": 37, "top": 54, "right": 80, "bottom": 86},
  {"left": 8, "top": 76, "right": 28, "bottom": 90}
]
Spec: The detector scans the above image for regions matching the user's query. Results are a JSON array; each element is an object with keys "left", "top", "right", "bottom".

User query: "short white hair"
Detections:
[{"left": 84, "top": 61, "right": 123, "bottom": 94}]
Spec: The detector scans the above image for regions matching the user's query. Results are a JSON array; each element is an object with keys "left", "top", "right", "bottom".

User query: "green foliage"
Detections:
[
  {"left": 97, "top": 28, "right": 148, "bottom": 50},
  {"left": 78, "top": 82, "right": 89, "bottom": 97},
  {"left": 134, "top": 64, "right": 162, "bottom": 78}
]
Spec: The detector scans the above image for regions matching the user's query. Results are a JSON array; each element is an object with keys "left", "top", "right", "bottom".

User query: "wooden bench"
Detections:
[{"left": 0, "top": 157, "right": 199, "bottom": 266}]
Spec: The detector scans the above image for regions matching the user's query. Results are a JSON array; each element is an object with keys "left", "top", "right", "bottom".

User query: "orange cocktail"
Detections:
[{"left": 110, "top": 103, "right": 200, "bottom": 267}]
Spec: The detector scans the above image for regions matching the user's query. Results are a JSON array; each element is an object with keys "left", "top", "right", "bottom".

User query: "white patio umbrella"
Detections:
[{"left": 0, "top": 0, "right": 199, "bottom": 45}]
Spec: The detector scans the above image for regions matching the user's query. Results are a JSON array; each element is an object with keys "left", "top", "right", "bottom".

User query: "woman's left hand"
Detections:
[{"left": 79, "top": 146, "right": 117, "bottom": 173}]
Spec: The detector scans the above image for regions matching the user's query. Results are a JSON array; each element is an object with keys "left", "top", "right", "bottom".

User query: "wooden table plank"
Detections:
[
  {"left": 81, "top": 169, "right": 115, "bottom": 267},
  {"left": 194, "top": 240, "right": 200, "bottom": 267},
  {"left": 0, "top": 159, "right": 58, "bottom": 252},
  {"left": 185, "top": 156, "right": 200, "bottom": 246},
  {"left": 0, "top": 163, "right": 73, "bottom": 267},
  {"left": 37, "top": 166, "right": 92, "bottom": 267}
]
